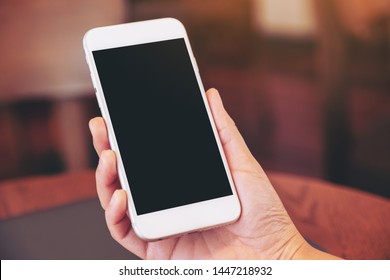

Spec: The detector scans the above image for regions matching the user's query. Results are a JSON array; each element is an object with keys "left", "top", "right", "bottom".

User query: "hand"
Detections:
[{"left": 89, "top": 88, "right": 338, "bottom": 259}]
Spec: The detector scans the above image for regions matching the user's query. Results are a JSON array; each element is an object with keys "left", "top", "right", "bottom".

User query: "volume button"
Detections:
[
  {"left": 192, "top": 56, "right": 199, "bottom": 73},
  {"left": 90, "top": 73, "right": 97, "bottom": 86},
  {"left": 95, "top": 89, "right": 103, "bottom": 110}
]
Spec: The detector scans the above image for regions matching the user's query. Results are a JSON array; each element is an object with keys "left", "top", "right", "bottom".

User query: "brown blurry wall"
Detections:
[{"left": 0, "top": 0, "right": 389, "bottom": 197}]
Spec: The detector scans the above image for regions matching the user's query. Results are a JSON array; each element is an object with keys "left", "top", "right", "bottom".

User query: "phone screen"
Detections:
[{"left": 93, "top": 38, "right": 233, "bottom": 215}]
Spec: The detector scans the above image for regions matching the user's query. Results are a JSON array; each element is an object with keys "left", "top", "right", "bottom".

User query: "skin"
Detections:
[{"left": 89, "top": 88, "right": 339, "bottom": 260}]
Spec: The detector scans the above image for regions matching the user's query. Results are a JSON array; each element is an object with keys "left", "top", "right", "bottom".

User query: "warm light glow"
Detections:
[{"left": 252, "top": 0, "right": 317, "bottom": 37}]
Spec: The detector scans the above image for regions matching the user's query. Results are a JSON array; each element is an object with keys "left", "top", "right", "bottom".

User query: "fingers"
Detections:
[
  {"left": 89, "top": 117, "right": 110, "bottom": 156},
  {"left": 105, "top": 189, "right": 131, "bottom": 241},
  {"left": 96, "top": 149, "right": 121, "bottom": 210},
  {"left": 206, "top": 88, "right": 262, "bottom": 174},
  {"left": 89, "top": 117, "right": 118, "bottom": 208},
  {"left": 90, "top": 118, "right": 147, "bottom": 257},
  {"left": 105, "top": 189, "right": 148, "bottom": 259}
]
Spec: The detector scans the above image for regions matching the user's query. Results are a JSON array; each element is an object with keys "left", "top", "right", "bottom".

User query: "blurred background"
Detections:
[{"left": 0, "top": 0, "right": 389, "bottom": 199}]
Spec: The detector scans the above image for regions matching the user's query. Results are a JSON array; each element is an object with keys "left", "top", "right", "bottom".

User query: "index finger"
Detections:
[{"left": 89, "top": 117, "right": 110, "bottom": 156}]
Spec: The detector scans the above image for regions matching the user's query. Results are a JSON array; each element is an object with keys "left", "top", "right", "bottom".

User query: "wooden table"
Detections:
[{"left": 0, "top": 169, "right": 389, "bottom": 259}]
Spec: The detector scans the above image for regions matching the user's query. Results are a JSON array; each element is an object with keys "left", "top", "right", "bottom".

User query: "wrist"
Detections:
[
  {"left": 292, "top": 240, "right": 342, "bottom": 260},
  {"left": 275, "top": 225, "right": 341, "bottom": 260}
]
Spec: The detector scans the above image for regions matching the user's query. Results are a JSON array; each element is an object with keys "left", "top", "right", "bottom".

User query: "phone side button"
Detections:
[
  {"left": 90, "top": 73, "right": 97, "bottom": 86},
  {"left": 193, "top": 57, "right": 199, "bottom": 73},
  {"left": 94, "top": 89, "right": 103, "bottom": 109}
]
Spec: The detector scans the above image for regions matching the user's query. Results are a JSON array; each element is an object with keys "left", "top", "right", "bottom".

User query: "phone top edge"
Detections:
[{"left": 83, "top": 18, "right": 187, "bottom": 52}]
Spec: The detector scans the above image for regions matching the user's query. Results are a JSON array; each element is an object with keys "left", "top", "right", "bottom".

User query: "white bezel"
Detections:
[{"left": 83, "top": 18, "right": 241, "bottom": 240}]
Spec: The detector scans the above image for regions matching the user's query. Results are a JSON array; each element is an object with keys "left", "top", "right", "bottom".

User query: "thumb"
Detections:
[{"left": 206, "top": 88, "right": 264, "bottom": 174}]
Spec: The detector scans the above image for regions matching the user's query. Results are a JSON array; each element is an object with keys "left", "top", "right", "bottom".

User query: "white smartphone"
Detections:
[{"left": 83, "top": 18, "right": 241, "bottom": 241}]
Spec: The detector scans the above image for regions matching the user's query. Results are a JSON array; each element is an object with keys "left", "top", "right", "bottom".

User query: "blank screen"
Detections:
[{"left": 93, "top": 38, "right": 232, "bottom": 215}]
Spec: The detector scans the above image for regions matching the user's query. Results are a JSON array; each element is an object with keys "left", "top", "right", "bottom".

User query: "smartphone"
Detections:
[{"left": 83, "top": 18, "right": 241, "bottom": 241}]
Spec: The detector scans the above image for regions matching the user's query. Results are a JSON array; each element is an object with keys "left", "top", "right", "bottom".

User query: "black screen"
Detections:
[{"left": 93, "top": 38, "right": 232, "bottom": 215}]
